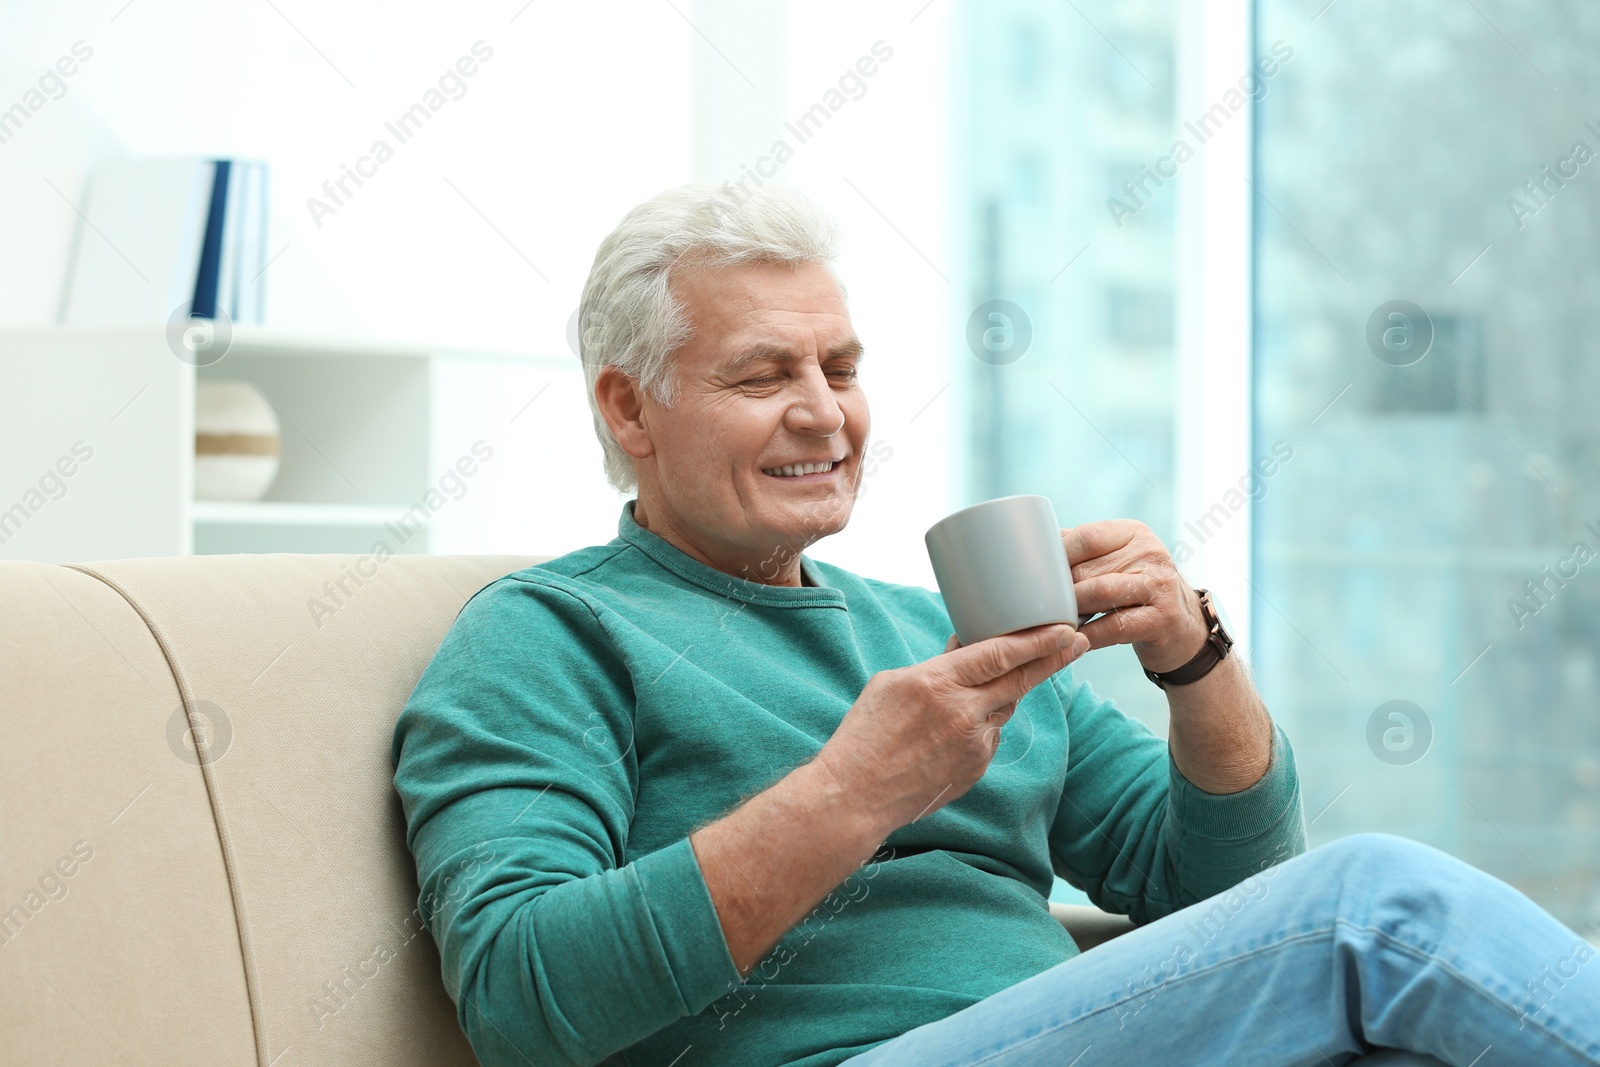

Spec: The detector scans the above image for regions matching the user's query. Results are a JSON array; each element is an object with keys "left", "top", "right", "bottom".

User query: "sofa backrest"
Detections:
[{"left": 0, "top": 553, "right": 543, "bottom": 1067}]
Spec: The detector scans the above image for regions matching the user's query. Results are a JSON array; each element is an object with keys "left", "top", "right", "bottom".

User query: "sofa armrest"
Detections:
[{"left": 1049, "top": 902, "right": 1137, "bottom": 952}]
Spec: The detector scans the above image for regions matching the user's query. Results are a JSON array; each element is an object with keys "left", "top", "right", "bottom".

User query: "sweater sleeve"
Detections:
[
  {"left": 390, "top": 577, "right": 743, "bottom": 1067},
  {"left": 1044, "top": 669, "right": 1306, "bottom": 925}
]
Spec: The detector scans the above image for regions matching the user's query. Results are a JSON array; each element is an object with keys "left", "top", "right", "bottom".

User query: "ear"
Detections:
[{"left": 594, "top": 365, "right": 655, "bottom": 462}]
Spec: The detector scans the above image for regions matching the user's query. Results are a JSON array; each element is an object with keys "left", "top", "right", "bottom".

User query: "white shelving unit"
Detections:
[
  {"left": 190, "top": 500, "right": 410, "bottom": 527},
  {"left": 0, "top": 325, "right": 618, "bottom": 563}
]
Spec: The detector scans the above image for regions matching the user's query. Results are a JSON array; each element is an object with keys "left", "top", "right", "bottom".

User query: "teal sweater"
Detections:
[{"left": 391, "top": 499, "right": 1306, "bottom": 1067}]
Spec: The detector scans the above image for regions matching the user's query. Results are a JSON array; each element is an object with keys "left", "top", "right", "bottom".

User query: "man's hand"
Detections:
[
  {"left": 1061, "top": 520, "right": 1209, "bottom": 675},
  {"left": 697, "top": 623, "right": 1093, "bottom": 978},
  {"left": 1062, "top": 518, "right": 1275, "bottom": 794},
  {"left": 816, "top": 623, "right": 1091, "bottom": 833}
]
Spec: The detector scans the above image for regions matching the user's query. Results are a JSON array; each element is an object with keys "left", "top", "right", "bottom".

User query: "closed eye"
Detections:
[{"left": 744, "top": 369, "right": 858, "bottom": 385}]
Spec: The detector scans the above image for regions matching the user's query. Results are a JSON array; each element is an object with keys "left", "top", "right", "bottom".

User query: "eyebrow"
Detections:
[{"left": 721, "top": 339, "right": 865, "bottom": 377}]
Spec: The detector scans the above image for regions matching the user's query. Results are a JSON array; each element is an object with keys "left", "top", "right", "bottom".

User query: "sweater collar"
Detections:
[{"left": 616, "top": 498, "right": 844, "bottom": 606}]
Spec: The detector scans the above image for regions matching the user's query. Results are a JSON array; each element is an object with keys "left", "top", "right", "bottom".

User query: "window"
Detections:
[
  {"left": 957, "top": 0, "right": 1178, "bottom": 744},
  {"left": 1254, "top": 0, "right": 1597, "bottom": 929}
]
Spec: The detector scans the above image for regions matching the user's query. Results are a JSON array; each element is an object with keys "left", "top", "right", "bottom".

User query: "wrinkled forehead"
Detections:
[{"left": 668, "top": 258, "right": 857, "bottom": 365}]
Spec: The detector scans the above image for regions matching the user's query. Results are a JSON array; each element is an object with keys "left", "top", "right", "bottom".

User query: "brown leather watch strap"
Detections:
[{"left": 1144, "top": 587, "right": 1234, "bottom": 689}]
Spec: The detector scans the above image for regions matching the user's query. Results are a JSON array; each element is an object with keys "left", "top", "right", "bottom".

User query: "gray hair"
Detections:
[{"left": 576, "top": 182, "right": 845, "bottom": 494}]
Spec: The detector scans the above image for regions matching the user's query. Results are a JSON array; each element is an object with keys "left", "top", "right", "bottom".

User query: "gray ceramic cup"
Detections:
[{"left": 925, "top": 494, "right": 1079, "bottom": 646}]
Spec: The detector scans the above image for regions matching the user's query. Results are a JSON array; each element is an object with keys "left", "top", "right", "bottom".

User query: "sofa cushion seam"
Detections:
[{"left": 65, "top": 563, "right": 270, "bottom": 1067}]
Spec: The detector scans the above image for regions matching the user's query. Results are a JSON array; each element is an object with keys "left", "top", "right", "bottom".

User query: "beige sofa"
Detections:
[{"left": 0, "top": 552, "right": 1143, "bottom": 1066}]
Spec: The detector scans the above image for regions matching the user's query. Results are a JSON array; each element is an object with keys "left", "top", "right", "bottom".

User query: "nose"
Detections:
[{"left": 784, "top": 363, "right": 846, "bottom": 437}]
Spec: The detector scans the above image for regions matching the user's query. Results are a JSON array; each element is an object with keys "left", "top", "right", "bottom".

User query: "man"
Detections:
[{"left": 392, "top": 183, "right": 1599, "bottom": 1067}]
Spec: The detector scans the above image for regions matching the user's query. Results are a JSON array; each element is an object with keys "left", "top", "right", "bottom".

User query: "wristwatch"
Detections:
[{"left": 1143, "top": 587, "right": 1234, "bottom": 689}]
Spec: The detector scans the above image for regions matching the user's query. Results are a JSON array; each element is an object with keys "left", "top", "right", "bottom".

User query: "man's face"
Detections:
[{"left": 630, "top": 258, "right": 870, "bottom": 582}]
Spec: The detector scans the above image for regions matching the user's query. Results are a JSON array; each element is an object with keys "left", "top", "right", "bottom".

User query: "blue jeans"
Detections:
[{"left": 837, "top": 834, "right": 1599, "bottom": 1067}]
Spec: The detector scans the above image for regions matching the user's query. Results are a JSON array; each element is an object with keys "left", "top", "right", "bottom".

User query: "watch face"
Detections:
[{"left": 1206, "top": 590, "right": 1236, "bottom": 643}]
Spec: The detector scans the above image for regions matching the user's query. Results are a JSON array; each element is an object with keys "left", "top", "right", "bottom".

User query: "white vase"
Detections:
[{"left": 195, "top": 380, "right": 281, "bottom": 501}]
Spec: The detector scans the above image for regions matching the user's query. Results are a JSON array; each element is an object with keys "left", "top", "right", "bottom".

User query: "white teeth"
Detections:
[{"left": 764, "top": 461, "right": 835, "bottom": 477}]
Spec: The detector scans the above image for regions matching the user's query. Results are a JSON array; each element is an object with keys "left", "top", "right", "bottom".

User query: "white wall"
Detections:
[
  {"left": 775, "top": 1, "right": 952, "bottom": 588},
  {"left": 0, "top": 1, "right": 696, "bottom": 343},
  {"left": 0, "top": 0, "right": 952, "bottom": 583}
]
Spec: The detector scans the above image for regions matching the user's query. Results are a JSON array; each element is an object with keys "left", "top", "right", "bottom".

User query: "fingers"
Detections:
[
  {"left": 1059, "top": 520, "right": 1138, "bottom": 572},
  {"left": 1076, "top": 605, "right": 1163, "bottom": 650},
  {"left": 1073, "top": 568, "right": 1192, "bottom": 650},
  {"left": 1073, "top": 572, "right": 1161, "bottom": 618},
  {"left": 944, "top": 633, "right": 961, "bottom": 654},
  {"left": 985, "top": 699, "right": 1017, "bottom": 724},
  {"left": 939, "top": 623, "right": 1079, "bottom": 688},
  {"left": 970, "top": 629, "right": 1090, "bottom": 709},
  {"left": 980, "top": 700, "right": 1019, "bottom": 748}
]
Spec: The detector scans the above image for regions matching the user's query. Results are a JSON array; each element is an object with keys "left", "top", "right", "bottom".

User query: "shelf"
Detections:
[
  {"left": 0, "top": 323, "right": 573, "bottom": 368},
  {"left": 217, "top": 325, "right": 574, "bottom": 367},
  {"left": 0, "top": 325, "right": 608, "bottom": 561},
  {"left": 191, "top": 500, "right": 410, "bottom": 526}
]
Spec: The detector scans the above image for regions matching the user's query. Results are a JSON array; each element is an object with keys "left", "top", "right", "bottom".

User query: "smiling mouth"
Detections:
[{"left": 761, "top": 460, "right": 843, "bottom": 479}]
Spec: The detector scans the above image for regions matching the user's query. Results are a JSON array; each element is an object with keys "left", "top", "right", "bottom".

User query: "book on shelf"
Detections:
[{"left": 60, "top": 156, "right": 270, "bottom": 327}]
